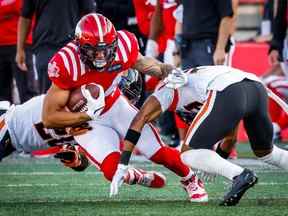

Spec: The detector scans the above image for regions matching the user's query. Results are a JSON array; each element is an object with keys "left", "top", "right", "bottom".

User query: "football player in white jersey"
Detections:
[
  {"left": 0, "top": 96, "right": 89, "bottom": 171},
  {"left": 0, "top": 71, "right": 171, "bottom": 189},
  {"left": 110, "top": 65, "right": 288, "bottom": 206}
]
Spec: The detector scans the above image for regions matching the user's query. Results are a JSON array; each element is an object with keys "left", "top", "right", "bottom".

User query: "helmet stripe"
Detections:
[
  {"left": 118, "top": 31, "right": 131, "bottom": 52},
  {"left": 93, "top": 14, "right": 103, "bottom": 42},
  {"left": 118, "top": 38, "right": 128, "bottom": 63}
]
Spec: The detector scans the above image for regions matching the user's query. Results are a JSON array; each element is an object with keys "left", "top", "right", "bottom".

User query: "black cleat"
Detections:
[{"left": 219, "top": 169, "right": 258, "bottom": 206}]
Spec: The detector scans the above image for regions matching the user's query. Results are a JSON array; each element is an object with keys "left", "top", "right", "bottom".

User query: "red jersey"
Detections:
[
  {"left": 48, "top": 30, "right": 139, "bottom": 92},
  {"left": 0, "top": 0, "right": 32, "bottom": 46}
]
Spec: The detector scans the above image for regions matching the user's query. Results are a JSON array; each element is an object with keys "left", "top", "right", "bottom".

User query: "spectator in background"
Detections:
[
  {"left": 16, "top": 0, "right": 95, "bottom": 94},
  {"left": 269, "top": 0, "right": 287, "bottom": 71},
  {"left": 254, "top": 0, "right": 275, "bottom": 43},
  {"left": 145, "top": 0, "right": 178, "bottom": 65},
  {"left": 180, "top": 0, "right": 235, "bottom": 68},
  {"left": 0, "top": 0, "right": 37, "bottom": 103}
]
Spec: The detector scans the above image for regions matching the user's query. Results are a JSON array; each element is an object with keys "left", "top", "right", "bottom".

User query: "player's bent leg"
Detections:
[
  {"left": 243, "top": 84, "right": 288, "bottom": 170},
  {"left": 181, "top": 89, "right": 259, "bottom": 205}
]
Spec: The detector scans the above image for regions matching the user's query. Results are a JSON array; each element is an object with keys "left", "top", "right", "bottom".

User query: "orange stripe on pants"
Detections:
[
  {"left": 0, "top": 119, "right": 5, "bottom": 130},
  {"left": 184, "top": 91, "right": 215, "bottom": 144}
]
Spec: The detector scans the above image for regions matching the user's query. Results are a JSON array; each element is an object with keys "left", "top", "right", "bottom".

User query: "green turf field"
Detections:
[{"left": 1, "top": 144, "right": 288, "bottom": 216}]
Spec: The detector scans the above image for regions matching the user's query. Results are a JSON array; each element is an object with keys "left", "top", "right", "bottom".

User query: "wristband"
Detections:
[
  {"left": 124, "top": 129, "right": 141, "bottom": 145},
  {"left": 120, "top": 150, "right": 132, "bottom": 165}
]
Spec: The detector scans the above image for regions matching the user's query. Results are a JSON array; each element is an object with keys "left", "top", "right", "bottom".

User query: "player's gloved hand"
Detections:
[
  {"left": 81, "top": 84, "right": 105, "bottom": 120},
  {"left": 164, "top": 69, "right": 188, "bottom": 88},
  {"left": 55, "top": 144, "right": 82, "bottom": 168},
  {"left": 145, "top": 39, "right": 159, "bottom": 58},
  {"left": 110, "top": 164, "right": 128, "bottom": 197}
]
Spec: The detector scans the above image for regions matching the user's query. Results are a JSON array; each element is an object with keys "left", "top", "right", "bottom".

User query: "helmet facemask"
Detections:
[{"left": 78, "top": 39, "right": 117, "bottom": 71}]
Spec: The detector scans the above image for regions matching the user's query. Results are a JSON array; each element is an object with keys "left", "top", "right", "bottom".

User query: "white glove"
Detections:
[
  {"left": 164, "top": 69, "right": 188, "bottom": 89},
  {"left": 145, "top": 39, "right": 159, "bottom": 58},
  {"left": 81, "top": 84, "right": 105, "bottom": 120},
  {"left": 109, "top": 164, "right": 128, "bottom": 197}
]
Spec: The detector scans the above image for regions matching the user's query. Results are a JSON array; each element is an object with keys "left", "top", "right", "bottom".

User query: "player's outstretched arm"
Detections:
[
  {"left": 122, "top": 95, "right": 162, "bottom": 155},
  {"left": 42, "top": 84, "right": 90, "bottom": 128},
  {"left": 133, "top": 53, "right": 174, "bottom": 79},
  {"left": 110, "top": 96, "right": 162, "bottom": 197}
]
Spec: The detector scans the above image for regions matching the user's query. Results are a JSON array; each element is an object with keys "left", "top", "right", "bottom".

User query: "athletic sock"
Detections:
[
  {"left": 259, "top": 145, "right": 288, "bottom": 170},
  {"left": 181, "top": 149, "right": 244, "bottom": 181}
]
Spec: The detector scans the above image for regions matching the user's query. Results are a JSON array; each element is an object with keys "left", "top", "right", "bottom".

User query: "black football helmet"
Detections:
[{"left": 118, "top": 69, "right": 143, "bottom": 105}]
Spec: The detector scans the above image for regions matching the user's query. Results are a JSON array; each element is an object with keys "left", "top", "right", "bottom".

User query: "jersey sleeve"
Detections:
[
  {"left": 118, "top": 30, "right": 140, "bottom": 70},
  {"left": 48, "top": 53, "right": 73, "bottom": 90},
  {"left": 152, "top": 87, "right": 175, "bottom": 112}
]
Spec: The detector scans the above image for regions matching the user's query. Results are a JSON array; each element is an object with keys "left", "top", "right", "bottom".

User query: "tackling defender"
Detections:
[{"left": 111, "top": 65, "right": 288, "bottom": 206}]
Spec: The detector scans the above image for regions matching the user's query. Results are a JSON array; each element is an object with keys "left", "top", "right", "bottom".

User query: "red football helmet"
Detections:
[{"left": 75, "top": 13, "right": 118, "bottom": 70}]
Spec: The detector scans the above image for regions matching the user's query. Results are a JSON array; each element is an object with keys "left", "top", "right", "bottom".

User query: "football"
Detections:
[{"left": 67, "top": 83, "right": 101, "bottom": 112}]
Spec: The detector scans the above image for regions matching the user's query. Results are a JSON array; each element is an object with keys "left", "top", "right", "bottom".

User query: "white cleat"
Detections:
[{"left": 181, "top": 175, "right": 209, "bottom": 202}]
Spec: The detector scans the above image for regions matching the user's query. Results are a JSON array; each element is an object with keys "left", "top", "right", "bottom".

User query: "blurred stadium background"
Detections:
[{"left": 1, "top": 0, "right": 288, "bottom": 215}]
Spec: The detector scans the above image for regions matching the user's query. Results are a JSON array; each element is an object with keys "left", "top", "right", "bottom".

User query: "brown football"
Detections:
[{"left": 67, "top": 83, "right": 101, "bottom": 112}]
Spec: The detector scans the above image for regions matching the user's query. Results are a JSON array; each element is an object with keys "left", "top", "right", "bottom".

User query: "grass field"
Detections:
[{"left": 1, "top": 144, "right": 288, "bottom": 216}]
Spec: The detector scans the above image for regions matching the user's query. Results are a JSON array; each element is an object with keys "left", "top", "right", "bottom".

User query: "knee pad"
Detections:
[{"left": 100, "top": 152, "right": 120, "bottom": 181}]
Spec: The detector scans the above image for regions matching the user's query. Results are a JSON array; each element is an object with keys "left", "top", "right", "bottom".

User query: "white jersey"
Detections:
[
  {"left": 153, "top": 66, "right": 262, "bottom": 113},
  {"left": 4, "top": 95, "right": 75, "bottom": 153}
]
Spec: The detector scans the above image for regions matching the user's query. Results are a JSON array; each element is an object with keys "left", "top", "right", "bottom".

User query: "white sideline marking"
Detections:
[{"left": 0, "top": 168, "right": 286, "bottom": 176}]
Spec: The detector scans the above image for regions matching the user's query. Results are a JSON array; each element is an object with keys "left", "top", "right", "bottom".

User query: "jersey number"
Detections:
[{"left": 34, "top": 122, "right": 75, "bottom": 146}]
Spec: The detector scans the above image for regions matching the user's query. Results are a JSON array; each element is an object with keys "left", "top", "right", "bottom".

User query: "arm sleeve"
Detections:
[
  {"left": 21, "top": 0, "right": 35, "bottom": 18},
  {"left": 78, "top": 0, "right": 96, "bottom": 15},
  {"left": 270, "top": 0, "right": 287, "bottom": 55},
  {"left": 48, "top": 54, "right": 73, "bottom": 90},
  {"left": 152, "top": 87, "right": 174, "bottom": 112},
  {"left": 214, "top": 0, "right": 233, "bottom": 18}
]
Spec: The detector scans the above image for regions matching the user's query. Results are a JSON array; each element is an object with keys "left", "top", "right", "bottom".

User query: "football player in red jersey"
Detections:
[{"left": 42, "top": 13, "right": 208, "bottom": 202}]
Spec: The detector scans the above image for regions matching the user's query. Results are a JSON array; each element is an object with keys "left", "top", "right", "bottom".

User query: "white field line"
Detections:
[
  {"left": 0, "top": 168, "right": 287, "bottom": 177},
  {"left": 1, "top": 196, "right": 288, "bottom": 204},
  {"left": 0, "top": 181, "right": 287, "bottom": 188}
]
